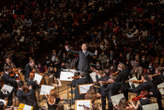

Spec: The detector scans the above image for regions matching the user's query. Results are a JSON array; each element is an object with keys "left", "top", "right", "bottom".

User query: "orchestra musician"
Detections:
[
  {"left": 22, "top": 83, "right": 38, "bottom": 110},
  {"left": 3, "top": 57, "right": 16, "bottom": 71},
  {"left": 114, "top": 97, "right": 139, "bottom": 110},
  {"left": 106, "top": 62, "right": 130, "bottom": 110},
  {"left": 1, "top": 68, "right": 19, "bottom": 106},
  {"left": 26, "top": 69, "right": 39, "bottom": 90},
  {"left": 16, "top": 81, "right": 25, "bottom": 104},
  {"left": 24, "top": 59, "right": 35, "bottom": 80},
  {"left": 85, "top": 85, "right": 101, "bottom": 110},
  {"left": 46, "top": 89, "right": 61, "bottom": 110},
  {"left": 130, "top": 90, "right": 151, "bottom": 110},
  {"left": 96, "top": 70, "right": 113, "bottom": 110},
  {"left": 129, "top": 74, "right": 163, "bottom": 110}
]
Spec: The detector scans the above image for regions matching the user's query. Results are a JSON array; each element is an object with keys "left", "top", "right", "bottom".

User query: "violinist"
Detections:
[
  {"left": 2, "top": 68, "right": 19, "bottom": 87},
  {"left": 131, "top": 90, "right": 151, "bottom": 110},
  {"left": 106, "top": 62, "right": 130, "bottom": 110},
  {"left": 129, "top": 74, "right": 163, "bottom": 110},
  {"left": 151, "top": 67, "right": 164, "bottom": 87},
  {"left": 114, "top": 97, "right": 139, "bottom": 110},
  {"left": 46, "top": 89, "right": 61, "bottom": 110},
  {"left": 22, "top": 83, "right": 38, "bottom": 110},
  {"left": 24, "top": 59, "right": 35, "bottom": 79},
  {"left": 97, "top": 70, "right": 113, "bottom": 110},
  {"left": 26, "top": 69, "right": 39, "bottom": 90},
  {"left": 3, "top": 57, "right": 15, "bottom": 71},
  {"left": 16, "top": 81, "right": 25, "bottom": 104},
  {"left": 1, "top": 68, "right": 19, "bottom": 106},
  {"left": 85, "top": 86, "right": 101, "bottom": 110}
]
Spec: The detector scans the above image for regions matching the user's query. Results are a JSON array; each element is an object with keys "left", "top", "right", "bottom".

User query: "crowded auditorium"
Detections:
[{"left": 0, "top": 0, "right": 164, "bottom": 110}]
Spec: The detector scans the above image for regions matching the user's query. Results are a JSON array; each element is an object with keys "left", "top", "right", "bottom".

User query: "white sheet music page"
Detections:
[
  {"left": 157, "top": 82, "right": 164, "bottom": 95},
  {"left": 76, "top": 100, "right": 91, "bottom": 110},
  {"left": 142, "top": 103, "right": 158, "bottom": 110},
  {"left": 33, "top": 73, "right": 43, "bottom": 84},
  {"left": 90, "top": 72, "right": 97, "bottom": 82},
  {"left": 111, "top": 93, "right": 124, "bottom": 106},
  {"left": 23, "top": 104, "right": 33, "bottom": 110},
  {"left": 1, "top": 84, "right": 13, "bottom": 93},
  {"left": 79, "top": 84, "right": 93, "bottom": 94},
  {"left": 60, "top": 71, "right": 74, "bottom": 81},
  {"left": 0, "top": 99, "right": 7, "bottom": 105},
  {"left": 40, "top": 85, "right": 54, "bottom": 95},
  {"left": 129, "top": 77, "right": 139, "bottom": 88},
  {"left": 157, "top": 82, "right": 164, "bottom": 88}
]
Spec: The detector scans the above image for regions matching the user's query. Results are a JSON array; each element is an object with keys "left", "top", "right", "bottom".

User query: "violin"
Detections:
[
  {"left": 9, "top": 68, "right": 21, "bottom": 80},
  {"left": 70, "top": 75, "right": 81, "bottom": 79},
  {"left": 132, "top": 95, "right": 145, "bottom": 101},
  {"left": 29, "top": 69, "right": 35, "bottom": 79},
  {"left": 112, "top": 71, "right": 120, "bottom": 76},
  {"left": 129, "top": 80, "right": 143, "bottom": 84},
  {"left": 132, "top": 90, "right": 148, "bottom": 101}
]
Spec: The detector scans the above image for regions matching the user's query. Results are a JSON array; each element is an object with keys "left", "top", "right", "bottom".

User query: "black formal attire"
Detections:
[
  {"left": 47, "top": 98, "right": 60, "bottom": 110},
  {"left": 68, "top": 50, "right": 96, "bottom": 99},
  {"left": 3, "top": 63, "right": 15, "bottom": 71},
  {"left": 26, "top": 79, "right": 39, "bottom": 90},
  {"left": 107, "top": 69, "right": 130, "bottom": 110},
  {"left": 16, "top": 89, "right": 25, "bottom": 103},
  {"left": 68, "top": 50, "right": 96, "bottom": 74},
  {"left": 2, "top": 72, "right": 17, "bottom": 106},
  {"left": 98, "top": 75, "right": 111, "bottom": 110},
  {"left": 23, "top": 89, "right": 38, "bottom": 110},
  {"left": 129, "top": 81, "right": 163, "bottom": 110},
  {"left": 24, "top": 63, "right": 33, "bottom": 79}
]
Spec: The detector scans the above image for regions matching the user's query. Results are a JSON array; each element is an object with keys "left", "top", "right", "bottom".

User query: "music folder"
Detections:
[
  {"left": 60, "top": 71, "right": 75, "bottom": 81},
  {"left": 78, "top": 84, "right": 93, "bottom": 94},
  {"left": 142, "top": 103, "right": 158, "bottom": 110},
  {"left": 75, "top": 99, "right": 92, "bottom": 110},
  {"left": 111, "top": 93, "right": 124, "bottom": 106}
]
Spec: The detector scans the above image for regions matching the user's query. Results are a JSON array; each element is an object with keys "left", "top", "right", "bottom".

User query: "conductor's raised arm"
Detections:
[{"left": 65, "top": 45, "right": 79, "bottom": 54}]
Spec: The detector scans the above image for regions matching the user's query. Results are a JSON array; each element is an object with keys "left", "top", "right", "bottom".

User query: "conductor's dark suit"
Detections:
[
  {"left": 69, "top": 50, "right": 95, "bottom": 73},
  {"left": 68, "top": 50, "right": 96, "bottom": 99}
]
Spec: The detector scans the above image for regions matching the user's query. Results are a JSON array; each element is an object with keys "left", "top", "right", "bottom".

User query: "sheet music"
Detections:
[
  {"left": 90, "top": 72, "right": 101, "bottom": 82},
  {"left": 69, "top": 69, "right": 78, "bottom": 73},
  {"left": 142, "top": 103, "right": 159, "bottom": 110},
  {"left": 33, "top": 73, "right": 43, "bottom": 84},
  {"left": 60, "top": 71, "right": 75, "bottom": 81},
  {"left": 0, "top": 99, "right": 7, "bottom": 105},
  {"left": 157, "top": 82, "right": 164, "bottom": 95},
  {"left": 40, "top": 85, "right": 54, "bottom": 95},
  {"left": 129, "top": 77, "right": 139, "bottom": 88},
  {"left": 23, "top": 104, "right": 33, "bottom": 110},
  {"left": 157, "top": 82, "right": 164, "bottom": 88},
  {"left": 111, "top": 93, "right": 124, "bottom": 106},
  {"left": 79, "top": 84, "right": 93, "bottom": 94},
  {"left": 159, "top": 88, "right": 164, "bottom": 95},
  {"left": 62, "top": 69, "right": 77, "bottom": 73},
  {"left": 1, "top": 84, "right": 13, "bottom": 94},
  {"left": 75, "top": 100, "right": 91, "bottom": 110}
]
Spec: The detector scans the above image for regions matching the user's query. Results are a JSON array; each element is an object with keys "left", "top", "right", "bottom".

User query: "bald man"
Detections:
[
  {"left": 65, "top": 43, "right": 97, "bottom": 75},
  {"left": 65, "top": 43, "right": 97, "bottom": 99}
]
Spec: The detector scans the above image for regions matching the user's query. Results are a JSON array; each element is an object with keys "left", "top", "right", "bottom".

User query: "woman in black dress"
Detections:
[{"left": 46, "top": 89, "right": 61, "bottom": 110}]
